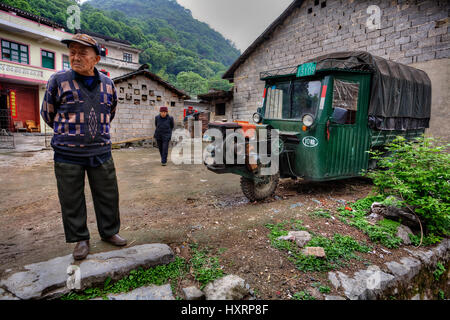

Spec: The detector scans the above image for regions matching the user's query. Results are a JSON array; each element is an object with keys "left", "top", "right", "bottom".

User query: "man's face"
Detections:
[
  {"left": 68, "top": 42, "right": 100, "bottom": 76},
  {"left": 160, "top": 111, "right": 168, "bottom": 118}
]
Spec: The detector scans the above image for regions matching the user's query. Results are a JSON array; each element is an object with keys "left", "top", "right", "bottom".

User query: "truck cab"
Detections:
[{"left": 205, "top": 51, "right": 431, "bottom": 201}]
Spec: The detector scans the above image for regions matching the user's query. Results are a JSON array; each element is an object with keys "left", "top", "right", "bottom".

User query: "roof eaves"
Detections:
[
  {"left": 222, "top": 0, "right": 304, "bottom": 81},
  {"left": 0, "top": 3, "right": 65, "bottom": 29},
  {"left": 113, "top": 69, "right": 190, "bottom": 99}
]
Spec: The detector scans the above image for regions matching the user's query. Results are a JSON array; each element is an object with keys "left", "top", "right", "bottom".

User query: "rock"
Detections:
[
  {"left": 370, "top": 201, "right": 421, "bottom": 230},
  {"left": 328, "top": 272, "right": 340, "bottom": 289},
  {"left": 276, "top": 235, "right": 296, "bottom": 241},
  {"left": 385, "top": 257, "right": 421, "bottom": 282},
  {"left": 404, "top": 249, "right": 434, "bottom": 266},
  {"left": 182, "top": 286, "right": 205, "bottom": 300},
  {"left": 0, "top": 288, "right": 19, "bottom": 300},
  {"left": 102, "top": 284, "right": 175, "bottom": 300},
  {"left": 311, "top": 199, "right": 322, "bottom": 205},
  {"left": 277, "top": 231, "right": 311, "bottom": 248},
  {"left": 302, "top": 247, "right": 326, "bottom": 258},
  {"left": 370, "top": 202, "right": 385, "bottom": 215},
  {"left": 367, "top": 212, "right": 383, "bottom": 223},
  {"left": 308, "top": 287, "right": 322, "bottom": 300},
  {"left": 290, "top": 231, "right": 312, "bottom": 248},
  {"left": 0, "top": 244, "right": 174, "bottom": 300},
  {"left": 204, "top": 275, "right": 250, "bottom": 300},
  {"left": 290, "top": 202, "right": 304, "bottom": 209},
  {"left": 396, "top": 225, "right": 413, "bottom": 245},
  {"left": 336, "top": 265, "right": 395, "bottom": 300},
  {"left": 324, "top": 295, "right": 346, "bottom": 300}
]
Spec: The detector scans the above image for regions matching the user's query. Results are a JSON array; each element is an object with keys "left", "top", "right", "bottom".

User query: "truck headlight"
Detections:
[
  {"left": 302, "top": 114, "right": 314, "bottom": 127},
  {"left": 252, "top": 112, "right": 262, "bottom": 124}
]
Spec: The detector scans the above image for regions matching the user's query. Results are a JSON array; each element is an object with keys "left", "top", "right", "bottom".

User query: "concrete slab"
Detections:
[
  {"left": 0, "top": 243, "right": 174, "bottom": 300},
  {"left": 102, "top": 284, "right": 175, "bottom": 300}
]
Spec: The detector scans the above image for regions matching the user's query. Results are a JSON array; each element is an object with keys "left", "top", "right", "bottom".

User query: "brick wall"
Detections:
[
  {"left": 232, "top": 0, "right": 449, "bottom": 137},
  {"left": 111, "top": 75, "right": 186, "bottom": 142}
]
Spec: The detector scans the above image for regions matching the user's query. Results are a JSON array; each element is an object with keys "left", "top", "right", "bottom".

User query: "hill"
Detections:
[{"left": 0, "top": 0, "right": 239, "bottom": 95}]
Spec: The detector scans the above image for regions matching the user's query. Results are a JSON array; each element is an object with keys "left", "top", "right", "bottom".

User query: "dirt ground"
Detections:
[{"left": 0, "top": 144, "right": 415, "bottom": 299}]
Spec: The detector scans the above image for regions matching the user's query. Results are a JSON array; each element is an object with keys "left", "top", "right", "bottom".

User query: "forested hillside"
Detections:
[{"left": 1, "top": 0, "right": 239, "bottom": 96}]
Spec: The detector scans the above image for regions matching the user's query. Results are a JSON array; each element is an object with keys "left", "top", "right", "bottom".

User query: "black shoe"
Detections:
[{"left": 162, "top": 163, "right": 167, "bottom": 166}]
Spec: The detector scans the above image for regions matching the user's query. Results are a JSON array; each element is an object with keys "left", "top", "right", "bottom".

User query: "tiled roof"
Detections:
[{"left": 113, "top": 66, "right": 191, "bottom": 99}]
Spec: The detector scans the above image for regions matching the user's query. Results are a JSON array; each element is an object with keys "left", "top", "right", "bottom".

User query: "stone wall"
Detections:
[
  {"left": 232, "top": 0, "right": 449, "bottom": 138},
  {"left": 111, "top": 76, "right": 186, "bottom": 142}
]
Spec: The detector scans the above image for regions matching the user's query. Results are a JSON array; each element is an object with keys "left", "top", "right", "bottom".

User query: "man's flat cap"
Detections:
[{"left": 61, "top": 33, "right": 100, "bottom": 55}]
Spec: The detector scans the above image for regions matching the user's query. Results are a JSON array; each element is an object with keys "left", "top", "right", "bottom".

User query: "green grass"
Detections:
[
  {"left": 266, "top": 220, "right": 371, "bottom": 272},
  {"left": 61, "top": 257, "right": 188, "bottom": 300},
  {"left": 292, "top": 291, "right": 316, "bottom": 300},
  {"left": 309, "top": 210, "right": 332, "bottom": 219},
  {"left": 337, "top": 195, "right": 403, "bottom": 249},
  {"left": 189, "top": 243, "right": 224, "bottom": 289}
]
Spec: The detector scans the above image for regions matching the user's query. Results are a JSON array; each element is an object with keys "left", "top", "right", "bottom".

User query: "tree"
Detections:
[{"left": 176, "top": 71, "right": 208, "bottom": 97}]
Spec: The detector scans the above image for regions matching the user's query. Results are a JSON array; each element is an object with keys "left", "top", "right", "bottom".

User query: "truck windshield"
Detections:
[{"left": 264, "top": 80, "right": 321, "bottom": 120}]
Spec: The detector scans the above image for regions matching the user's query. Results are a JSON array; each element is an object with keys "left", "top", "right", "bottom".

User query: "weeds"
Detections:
[
  {"left": 266, "top": 220, "right": 371, "bottom": 272},
  {"left": 189, "top": 243, "right": 224, "bottom": 289},
  {"left": 433, "top": 262, "right": 445, "bottom": 281},
  {"left": 309, "top": 210, "right": 332, "bottom": 219},
  {"left": 292, "top": 291, "right": 316, "bottom": 300},
  {"left": 62, "top": 257, "right": 188, "bottom": 300},
  {"left": 338, "top": 195, "right": 403, "bottom": 249}
]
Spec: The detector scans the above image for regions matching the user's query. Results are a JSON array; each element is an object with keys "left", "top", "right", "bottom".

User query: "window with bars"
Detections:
[
  {"left": 41, "top": 50, "right": 55, "bottom": 69},
  {"left": 1, "top": 40, "right": 29, "bottom": 64},
  {"left": 62, "top": 54, "right": 70, "bottom": 70},
  {"left": 123, "top": 52, "right": 132, "bottom": 62}
]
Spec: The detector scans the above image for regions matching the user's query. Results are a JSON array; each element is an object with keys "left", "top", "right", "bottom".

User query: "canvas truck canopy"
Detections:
[{"left": 307, "top": 51, "right": 432, "bottom": 131}]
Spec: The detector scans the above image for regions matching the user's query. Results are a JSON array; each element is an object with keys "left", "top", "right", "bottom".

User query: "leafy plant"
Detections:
[
  {"left": 366, "top": 136, "right": 450, "bottom": 242},
  {"left": 292, "top": 291, "right": 316, "bottom": 300},
  {"left": 319, "top": 286, "right": 331, "bottom": 294},
  {"left": 433, "top": 262, "right": 446, "bottom": 281},
  {"left": 189, "top": 244, "right": 224, "bottom": 289}
]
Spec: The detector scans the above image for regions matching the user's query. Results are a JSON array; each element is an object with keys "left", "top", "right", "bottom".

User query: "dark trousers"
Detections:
[
  {"left": 156, "top": 138, "right": 170, "bottom": 164},
  {"left": 54, "top": 158, "right": 120, "bottom": 243}
]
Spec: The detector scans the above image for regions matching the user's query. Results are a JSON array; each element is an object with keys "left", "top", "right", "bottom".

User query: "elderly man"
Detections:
[{"left": 40, "top": 33, "right": 126, "bottom": 260}]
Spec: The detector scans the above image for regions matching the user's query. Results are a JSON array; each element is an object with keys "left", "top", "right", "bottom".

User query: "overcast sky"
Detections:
[
  {"left": 176, "top": 0, "right": 294, "bottom": 52},
  {"left": 81, "top": 0, "right": 294, "bottom": 52}
]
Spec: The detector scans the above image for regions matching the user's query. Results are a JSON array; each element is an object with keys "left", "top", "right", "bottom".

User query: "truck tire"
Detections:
[{"left": 240, "top": 173, "right": 279, "bottom": 202}]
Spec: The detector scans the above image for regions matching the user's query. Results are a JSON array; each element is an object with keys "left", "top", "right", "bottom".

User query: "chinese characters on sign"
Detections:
[
  {"left": 0, "top": 63, "right": 44, "bottom": 78},
  {"left": 9, "top": 90, "right": 17, "bottom": 119}
]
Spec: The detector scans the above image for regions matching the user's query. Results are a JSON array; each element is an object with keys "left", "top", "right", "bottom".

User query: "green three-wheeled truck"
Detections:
[{"left": 205, "top": 51, "right": 432, "bottom": 201}]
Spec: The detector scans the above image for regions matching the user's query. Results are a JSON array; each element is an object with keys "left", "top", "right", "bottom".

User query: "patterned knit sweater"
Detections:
[{"left": 40, "top": 68, "right": 118, "bottom": 157}]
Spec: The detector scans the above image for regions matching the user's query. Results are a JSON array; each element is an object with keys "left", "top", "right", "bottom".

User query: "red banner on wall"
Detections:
[{"left": 9, "top": 90, "right": 17, "bottom": 119}]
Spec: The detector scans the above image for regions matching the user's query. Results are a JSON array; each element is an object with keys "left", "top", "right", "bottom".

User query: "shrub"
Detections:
[{"left": 366, "top": 136, "right": 450, "bottom": 241}]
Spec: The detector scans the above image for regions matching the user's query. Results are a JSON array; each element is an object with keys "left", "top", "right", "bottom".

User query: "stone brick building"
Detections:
[
  {"left": 198, "top": 89, "right": 234, "bottom": 122},
  {"left": 223, "top": 0, "right": 449, "bottom": 138},
  {"left": 111, "top": 66, "right": 190, "bottom": 142}
]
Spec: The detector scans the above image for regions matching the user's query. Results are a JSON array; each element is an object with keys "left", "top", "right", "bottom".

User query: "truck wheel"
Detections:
[{"left": 240, "top": 173, "right": 279, "bottom": 202}]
